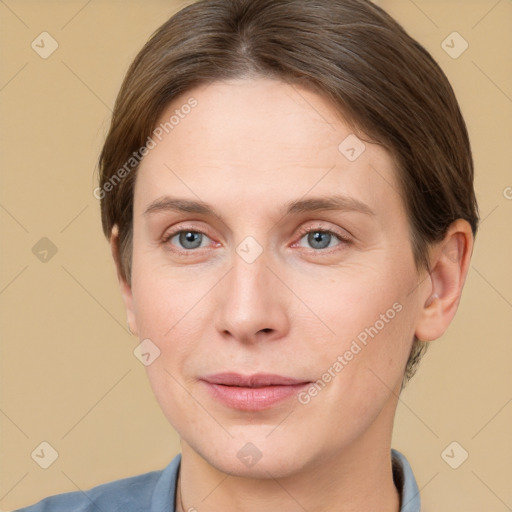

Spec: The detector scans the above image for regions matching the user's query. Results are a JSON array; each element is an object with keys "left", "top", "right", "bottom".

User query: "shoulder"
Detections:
[{"left": 14, "top": 454, "right": 181, "bottom": 512}]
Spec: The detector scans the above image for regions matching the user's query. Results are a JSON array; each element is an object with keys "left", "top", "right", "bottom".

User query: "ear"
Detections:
[
  {"left": 110, "top": 225, "right": 139, "bottom": 338},
  {"left": 415, "top": 219, "right": 474, "bottom": 342}
]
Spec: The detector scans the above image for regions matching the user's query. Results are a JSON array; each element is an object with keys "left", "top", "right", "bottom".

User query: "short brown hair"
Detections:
[{"left": 98, "top": 0, "right": 479, "bottom": 385}]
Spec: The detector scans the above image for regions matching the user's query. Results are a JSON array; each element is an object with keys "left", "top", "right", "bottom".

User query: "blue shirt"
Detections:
[{"left": 15, "top": 449, "right": 420, "bottom": 511}]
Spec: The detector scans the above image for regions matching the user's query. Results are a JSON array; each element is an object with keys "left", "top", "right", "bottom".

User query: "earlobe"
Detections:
[
  {"left": 414, "top": 220, "right": 474, "bottom": 342},
  {"left": 110, "top": 225, "right": 139, "bottom": 338}
]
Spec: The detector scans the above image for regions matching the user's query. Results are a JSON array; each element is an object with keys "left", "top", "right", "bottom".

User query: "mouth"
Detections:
[{"left": 200, "top": 372, "right": 311, "bottom": 411}]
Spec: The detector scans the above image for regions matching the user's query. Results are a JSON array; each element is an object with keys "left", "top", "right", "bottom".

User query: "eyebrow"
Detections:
[
  {"left": 284, "top": 195, "right": 375, "bottom": 216},
  {"left": 143, "top": 194, "right": 375, "bottom": 219}
]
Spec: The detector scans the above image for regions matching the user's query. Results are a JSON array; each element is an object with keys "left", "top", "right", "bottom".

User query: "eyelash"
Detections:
[{"left": 161, "top": 224, "right": 352, "bottom": 253}]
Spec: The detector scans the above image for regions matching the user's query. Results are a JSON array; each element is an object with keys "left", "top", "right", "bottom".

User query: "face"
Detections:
[{"left": 121, "top": 78, "right": 428, "bottom": 478}]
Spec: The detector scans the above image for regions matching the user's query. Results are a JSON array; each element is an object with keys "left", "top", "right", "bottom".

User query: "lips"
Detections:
[
  {"left": 201, "top": 372, "right": 307, "bottom": 387},
  {"left": 200, "top": 373, "right": 310, "bottom": 411}
]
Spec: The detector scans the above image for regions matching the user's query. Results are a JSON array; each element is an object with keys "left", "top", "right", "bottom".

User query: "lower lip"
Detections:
[{"left": 202, "top": 382, "right": 310, "bottom": 411}]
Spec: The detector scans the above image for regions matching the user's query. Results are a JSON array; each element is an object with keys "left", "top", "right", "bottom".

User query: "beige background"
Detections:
[{"left": 1, "top": 0, "right": 511, "bottom": 510}]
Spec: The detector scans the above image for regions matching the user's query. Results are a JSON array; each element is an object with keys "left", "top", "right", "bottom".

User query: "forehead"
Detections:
[{"left": 134, "top": 78, "right": 404, "bottom": 221}]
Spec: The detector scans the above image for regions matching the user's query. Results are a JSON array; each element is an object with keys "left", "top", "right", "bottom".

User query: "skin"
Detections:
[{"left": 111, "top": 78, "right": 473, "bottom": 512}]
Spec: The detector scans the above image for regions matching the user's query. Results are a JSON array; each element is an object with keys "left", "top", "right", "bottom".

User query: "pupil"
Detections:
[
  {"left": 309, "top": 231, "right": 330, "bottom": 249},
  {"left": 180, "top": 231, "right": 201, "bottom": 249}
]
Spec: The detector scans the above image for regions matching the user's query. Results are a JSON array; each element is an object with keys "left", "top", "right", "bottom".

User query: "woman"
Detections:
[{"left": 17, "top": 0, "right": 478, "bottom": 510}]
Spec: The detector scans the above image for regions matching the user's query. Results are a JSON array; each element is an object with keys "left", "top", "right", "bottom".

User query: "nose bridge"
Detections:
[
  {"left": 214, "top": 245, "right": 289, "bottom": 342},
  {"left": 231, "top": 251, "right": 269, "bottom": 305}
]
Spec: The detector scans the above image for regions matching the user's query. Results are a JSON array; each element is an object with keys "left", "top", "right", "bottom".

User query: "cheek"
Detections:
[
  {"left": 131, "top": 259, "right": 201, "bottom": 339},
  {"left": 130, "top": 268, "right": 214, "bottom": 391},
  {"left": 301, "top": 262, "right": 416, "bottom": 383},
  {"left": 296, "top": 281, "right": 415, "bottom": 439},
  {"left": 133, "top": 274, "right": 206, "bottom": 428},
  {"left": 301, "top": 267, "right": 402, "bottom": 336}
]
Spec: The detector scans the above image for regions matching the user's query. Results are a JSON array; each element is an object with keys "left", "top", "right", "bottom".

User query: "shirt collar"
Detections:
[{"left": 392, "top": 449, "right": 421, "bottom": 511}]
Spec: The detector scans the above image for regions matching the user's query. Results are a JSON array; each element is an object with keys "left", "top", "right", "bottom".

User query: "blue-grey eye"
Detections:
[
  {"left": 172, "top": 231, "right": 207, "bottom": 250},
  {"left": 300, "top": 230, "right": 340, "bottom": 250}
]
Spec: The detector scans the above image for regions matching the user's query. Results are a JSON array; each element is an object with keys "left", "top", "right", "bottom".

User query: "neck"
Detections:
[
  {"left": 177, "top": 452, "right": 400, "bottom": 512},
  {"left": 175, "top": 397, "right": 401, "bottom": 512}
]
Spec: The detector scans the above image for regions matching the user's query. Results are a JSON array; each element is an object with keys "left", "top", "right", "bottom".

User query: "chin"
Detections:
[
  {"left": 209, "top": 449, "right": 307, "bottom": 480},
  {"left": 185, "top": 426, "right": 322, "bottom": 480}
]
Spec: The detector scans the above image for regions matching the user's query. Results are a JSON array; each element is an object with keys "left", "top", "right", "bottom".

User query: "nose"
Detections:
[{"left": 213, "top": 248, "right": 290, "bottom": 344}]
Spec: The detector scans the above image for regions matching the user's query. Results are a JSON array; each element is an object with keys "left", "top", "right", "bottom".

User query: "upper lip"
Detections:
[{"left": 201, "top": 373, "right": 309, "bottom": 387}]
